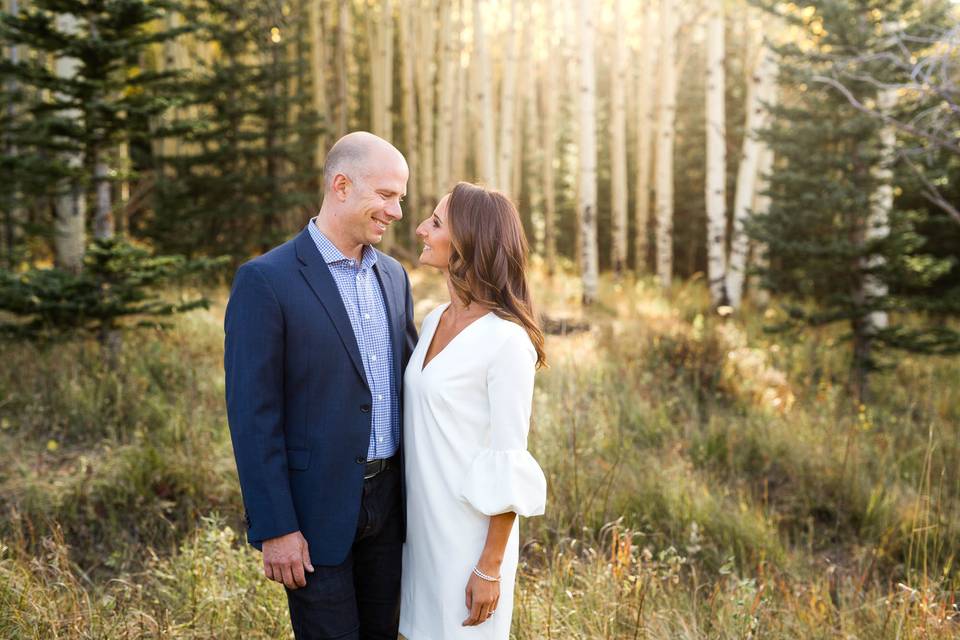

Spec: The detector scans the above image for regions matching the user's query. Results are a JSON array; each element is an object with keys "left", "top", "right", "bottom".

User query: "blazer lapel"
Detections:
[{"left": 294, "top": 228, "right": 366, "bottom": 384}]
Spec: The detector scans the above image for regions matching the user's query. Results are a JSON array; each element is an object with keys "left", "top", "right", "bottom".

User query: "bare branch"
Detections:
[
  {"left": 899, "top": 151, "right": 960, "bottom": 226},
  {"left": 811, "top": 75, "right": 960, "bottom": 156}
]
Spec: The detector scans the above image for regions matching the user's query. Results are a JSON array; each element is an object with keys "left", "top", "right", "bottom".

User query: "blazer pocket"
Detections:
[{"left": 286, "top": 448, "right": 311, "bottom": 470}]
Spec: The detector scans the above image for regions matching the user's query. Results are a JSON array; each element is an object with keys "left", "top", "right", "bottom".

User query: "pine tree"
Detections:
[
  {"left": 0, "top": 0, "right": 190, "bottom": 267},
  {"left": 750, "top": 0, "right": 960, "bottom": 403},
  {"left": 146, "top": 0, "right": 323, "bottom": 262},
  {"left": 0, "top": 0, "right": 217, "bottom": 354}
]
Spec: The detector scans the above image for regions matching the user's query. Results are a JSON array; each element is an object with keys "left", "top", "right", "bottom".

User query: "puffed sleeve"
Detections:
[{"left": 459, "top": 326, "right": 547, "bottom": 517}]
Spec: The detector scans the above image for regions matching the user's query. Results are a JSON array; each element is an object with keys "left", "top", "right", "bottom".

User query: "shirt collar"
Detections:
[{"left": 309, "top": 217, "right": 379, "bottom": 270}]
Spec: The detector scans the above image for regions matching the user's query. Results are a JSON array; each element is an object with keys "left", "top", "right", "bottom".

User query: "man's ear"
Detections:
[{"left": 332, "top": 173, "right": 351, "bottom": 202}]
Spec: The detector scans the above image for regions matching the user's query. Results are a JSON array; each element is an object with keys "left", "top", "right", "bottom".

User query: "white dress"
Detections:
[{"left": 399, "top": 304, "right": 547, "bottom": 640}]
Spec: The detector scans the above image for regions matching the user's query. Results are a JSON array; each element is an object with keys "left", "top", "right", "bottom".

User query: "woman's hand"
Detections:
[{"left": 462, "top": 569, "right": 501, "bottom": 626}]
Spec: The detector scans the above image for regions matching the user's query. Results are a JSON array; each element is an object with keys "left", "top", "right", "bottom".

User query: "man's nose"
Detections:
[{"left": 385, "top": 200, "right": 402, "bottom": 220}]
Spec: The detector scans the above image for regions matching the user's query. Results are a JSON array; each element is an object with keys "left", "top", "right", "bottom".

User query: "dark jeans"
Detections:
[{"left": 286, "top": 463, "right": 403, "bottom": 640}]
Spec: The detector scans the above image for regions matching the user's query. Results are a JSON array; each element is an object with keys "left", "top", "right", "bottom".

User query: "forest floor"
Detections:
[{"left": 1, "top": 264, "right": 958, "bottom": 639}]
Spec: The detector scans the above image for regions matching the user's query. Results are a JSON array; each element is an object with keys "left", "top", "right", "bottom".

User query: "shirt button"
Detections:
[
  {"left": 364, "top": 313, "right": 370, "bottom": 320},
  {"left": 378, "top": 436, "right": 384, "bottom": 443},
  {"left": 370, "top": 354, "right": 377, "bottom": 362},
  {"left": 360, "top": 404, "right": 371, "bottom": 413},
  {"left": 377, "top": 394, "right": 383, "bottom": 401},
  {"left": 355, "top": 455, "right": 365, "bottom": 464}
]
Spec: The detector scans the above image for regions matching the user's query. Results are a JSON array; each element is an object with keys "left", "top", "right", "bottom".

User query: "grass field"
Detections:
[{"left": 1, "top": 266, "right": 958, "bottom": 638}]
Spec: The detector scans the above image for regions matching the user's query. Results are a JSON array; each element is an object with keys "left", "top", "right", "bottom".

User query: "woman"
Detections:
[{"left": 400, "top": 182, "right": 547, "bottom": 639}]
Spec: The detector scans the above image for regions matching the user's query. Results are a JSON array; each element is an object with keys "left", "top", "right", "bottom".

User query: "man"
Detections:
[{"left": 224, "top": 132, "right": 417, "bottom": 639}]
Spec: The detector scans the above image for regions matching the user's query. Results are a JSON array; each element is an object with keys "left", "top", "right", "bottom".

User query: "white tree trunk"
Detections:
[
  {"left": 399, "top": 7, "right": 419, "bottom": 247},
  {"left": 541, "top": 1, "right": 558, "bottom": 274},
  {"left": 511, "top": 5, "right": 532, "bottom": 201},
  {"left": 415, "top": 0, "right": 436, "bottom": 206},
  {"left": 367, "top": 2, "right": 390, "bottom": 138},
  {"left": 748, "top": 144, "right": 774, "bottom": 307},
  {"left": 54, "top": 12, "right": 86, "bottom": 273},
  {"left": 435, "top": 0, "right": 456, "bottom": 196},
  {"left": 495, "top": 0, "right": 519, "bottom": 193},
  {"left": 337, "top": 0, "right": 352, "bottom": 137},
  {"left": 381, "top": 0, "right": 393, "bottom": 137},
  {"left": 93, "top": 155, "right": 113, "bottom": 240},
  {"left": 610, "top": 0, "right": 628, "bottom": 276},
  {"left": 3, "top": 0, "right": 24, "bottom": 261},
  {"left": 634, "top": 1, "right": 656, "bottom": 273},
  {"left": 519, "top": 4, "right": 538, "bottom": 234},
  {"left": 450, "top": 8, "right": 468, "bottom": 184},
  {"left": 705, "top": 0, "right": 727, "bottom": 305},
  {"left": 577, "top": 0, "right": 599, "bottom": 304},
  {"left": 160, "top": 9, "right": 188, "bottom": 161},
  {"left": 655, "top": 0, "right": 677, "bottom": 289},
  {"left": 727, "top": 34, "right": 775, "bottom": 308},
  {"left": 308, "top": 0, "right": 329, "bottom": 172},
  {"left": 473, "top": 0, "right": 496, "bottom": 186},
  {"left": 865, "top": 85, "right": 896, "bottom": 330}
]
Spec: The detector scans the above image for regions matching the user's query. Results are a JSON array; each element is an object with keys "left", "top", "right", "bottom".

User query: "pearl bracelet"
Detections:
[{"left": 472, "top": 566, "right": 501, "bottom": 582}]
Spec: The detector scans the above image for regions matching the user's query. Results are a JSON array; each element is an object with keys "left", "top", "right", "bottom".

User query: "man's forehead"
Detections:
[{"left": 364, "top": 163, "right": 408, "bottom": 192}]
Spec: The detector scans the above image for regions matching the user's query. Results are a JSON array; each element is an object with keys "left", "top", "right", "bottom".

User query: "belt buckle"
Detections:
[{"left": 363, "top": 458, "right": 385, "bottom": 480}]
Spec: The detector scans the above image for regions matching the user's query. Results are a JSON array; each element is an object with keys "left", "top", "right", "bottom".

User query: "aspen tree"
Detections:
[
  {"left": 705, "top": 0, "right": 727, "bottom": 305},
  {"left": 415, "top": 0, "right": 436, "bottom": 205},
  {"left": 610, "top": 0, "right": 628, "bottom": 276},
  {"left": 473, "top": 0, "right": 496, "bottom": 186},
  {"left": 633, "top": 0, "right": 656, "bottom": 273},
  {"left": 864, "top": 79, "right": 896, "bottom": 330},
  {"left": 541, "top": 0, "right": 558, "bottom": 274},
  {"left": 512, "top": 2, "right": 533, "bottom": 201},
  {"left": 496, "top": 0, "right": 519, "bottom": 193},
  {"left": 337, "top": 0, "right": 352, "bottom": 136},
  {"left": 577, "top": 0, "right": 599, "bottom": 304},
  {"left": 435, "top": 0, "right": 456, "bottom": 195},
  {"left": 655, "top": 0, "right": 677, "bottom": 289},
  {"left": 450, "top": 6, "right": 468, "bottom": 184},
  {"left": 399, "top": 7, "right": 420, "bottom": 247},
  {"left": 748, "top": 144, "right": 774, "bottom": 307},
  {"left": 308, "top": 0, "right": 329, "bottom": 172},
  {"left": 3, "top": 0, "right": 23, "bottom": 262},
  {"left": 53, "top": 12, "right": 86, "bottom": 272},
  {"left": 727, "top": 29, "right": 774, "bottom": 308}
]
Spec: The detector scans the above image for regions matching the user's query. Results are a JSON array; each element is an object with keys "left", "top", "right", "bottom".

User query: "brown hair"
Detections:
[{"left": 445, "top": 182, "right": 546, "bottom": 368}]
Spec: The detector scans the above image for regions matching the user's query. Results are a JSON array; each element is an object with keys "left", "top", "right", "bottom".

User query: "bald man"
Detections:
[{"left": 225, "top": 132, "right": 417, "bottom": 639}]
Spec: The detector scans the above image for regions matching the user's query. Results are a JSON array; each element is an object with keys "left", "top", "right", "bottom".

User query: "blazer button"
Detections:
[
  {"left": 360, "top": 403, "right": 371, "bottom": 413},
  {"left": 355, "top": 455, "right": 366, "bottom": 464}
]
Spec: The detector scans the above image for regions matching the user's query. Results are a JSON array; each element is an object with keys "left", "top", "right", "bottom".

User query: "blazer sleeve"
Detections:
[{"left": 224, "top": 262, "right": 299, "bottom": 544}]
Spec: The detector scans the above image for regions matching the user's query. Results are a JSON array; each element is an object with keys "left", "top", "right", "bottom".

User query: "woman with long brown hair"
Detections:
[{"left": 399, "top": 182, "right": 547, "bottom": 639}]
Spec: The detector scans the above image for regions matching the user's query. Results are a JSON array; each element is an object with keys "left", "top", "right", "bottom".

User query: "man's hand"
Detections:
[{"left": 262, "top": 531, "right": 314, "bottom": 590}]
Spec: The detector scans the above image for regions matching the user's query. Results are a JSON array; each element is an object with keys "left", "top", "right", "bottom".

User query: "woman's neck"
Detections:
[{"left": 444, "top": 275, "right": 489, "bottom": 321}]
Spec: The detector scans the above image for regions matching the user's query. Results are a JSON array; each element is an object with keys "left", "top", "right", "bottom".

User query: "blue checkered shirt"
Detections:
[{"left": 308, "top": 220, "right": 399, "bottom": 460}]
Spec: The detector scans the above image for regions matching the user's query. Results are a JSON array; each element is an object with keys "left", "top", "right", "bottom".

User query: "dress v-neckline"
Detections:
[{"left": 420, "top": 303, "right": 493, "bottom": 373}]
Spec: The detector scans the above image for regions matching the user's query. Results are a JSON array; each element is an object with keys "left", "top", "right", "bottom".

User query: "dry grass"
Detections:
[{"left": 1, "top": 267, "right": 958, "bottom": 638}]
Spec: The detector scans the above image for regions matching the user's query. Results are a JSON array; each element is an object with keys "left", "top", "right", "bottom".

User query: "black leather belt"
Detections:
[{"left": 363, "top": 455, "right": 397, "bottom": 480}]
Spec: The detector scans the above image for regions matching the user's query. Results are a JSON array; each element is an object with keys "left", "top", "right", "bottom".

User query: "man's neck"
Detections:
[{"left": 313, "top": 216, "right": 364, "bottom": 262}]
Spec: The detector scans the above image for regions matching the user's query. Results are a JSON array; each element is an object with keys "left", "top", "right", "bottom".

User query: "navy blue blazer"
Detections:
[{"left": 224, "top": 225, "right": 417, "bottom": 565}]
